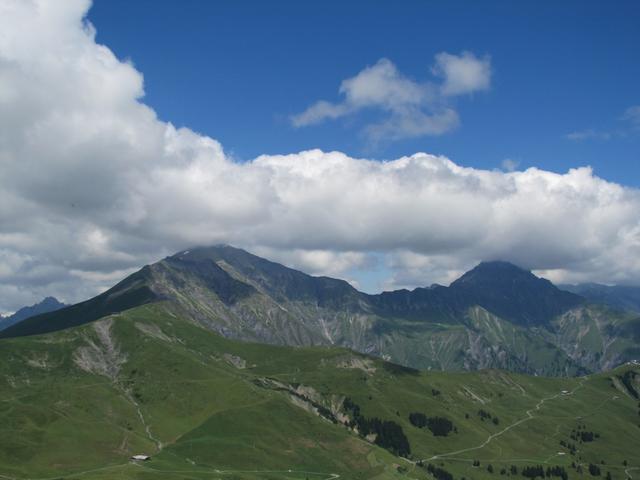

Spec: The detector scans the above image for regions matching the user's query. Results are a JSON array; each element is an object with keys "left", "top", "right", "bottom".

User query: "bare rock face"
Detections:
[
  {"left": 223, "top": 353, "right": 247, "bottom": 369},
  {"left": 73, "top": 318, "right": 127, "bottom": 380},
  {"left": 334, "top": 354, "right": 377, "bottom": 374}
]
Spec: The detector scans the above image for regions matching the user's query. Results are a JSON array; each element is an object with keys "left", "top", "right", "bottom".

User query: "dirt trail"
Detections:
[{"left": 419, "top": 378, "right": 587, "bottom": 462}]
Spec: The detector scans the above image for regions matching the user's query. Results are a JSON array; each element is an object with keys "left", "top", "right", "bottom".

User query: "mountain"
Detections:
[
  {"left": 0, "top": 302, "right": 638, "bottom": 479},
  {"left": 561, "top": 283, "right": 640, "bottom": 313},
  {"left": 448, "top": 261, "right": 583, "bottom": 326},
  {"left": 369, "top": 261, "right": 583, "bottom": 327},
  {"left": 0, "top": 296, "right": 66, "bottom": 331},
  {"left": 2, "top": 245, "right": 639, "bottom": 375}
]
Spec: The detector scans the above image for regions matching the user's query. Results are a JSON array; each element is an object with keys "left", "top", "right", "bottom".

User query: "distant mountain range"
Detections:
[
  {"left": 2, "top": 245, "right": 639, "bottom": 376},
  {"left": 0, "top": 296, "right": 65, "bottom": 331},
  {"left": 560, "top": 282, "right": 640, "bottom": 312}
]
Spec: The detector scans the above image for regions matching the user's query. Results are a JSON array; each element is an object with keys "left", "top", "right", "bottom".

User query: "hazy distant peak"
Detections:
[{"left": 0, "top": 297, "right": 66, "bottom": 332}]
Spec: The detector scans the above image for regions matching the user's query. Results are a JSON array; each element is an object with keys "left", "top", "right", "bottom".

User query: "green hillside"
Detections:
[{"left": 1, "top": 302, "right": 639, "bottom": 480}]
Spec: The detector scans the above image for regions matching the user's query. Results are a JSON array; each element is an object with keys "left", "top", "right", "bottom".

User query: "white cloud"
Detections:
[
  {"left": 383, "top": 251, "right": 471, "bottom": 291},
  {"left": 432, "top": 51, "right": 491, "bottom": 96},
  {"left": 501, "top": 158, "right": 520, "bottom": 172},
  {"left": 291, "top": 58, "right": 427, "bottom": 128},
  {"left": 291, "top": 53, "right": 490, "bottom": 141},
  {"left": 291, "top": 101, "right": 350, "bottom": 128},
  {"left": 622, "top": 105, "right": 640, "bottom": 129},
  {"left": 566, "top": 129, "right": 612, "bottom": 141},
  {"left": 251, "top": 247, "right": 373, "bottom": 280},
  {"left": 1, "top": 1, "right": 640, "bottom": 311},
  {"left": 566, "top": 105, "right": 640, "bottom": 141}
]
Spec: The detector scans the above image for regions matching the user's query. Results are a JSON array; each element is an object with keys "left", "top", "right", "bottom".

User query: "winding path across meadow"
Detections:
[{"left": 418, "top": 377, "right": 588, "bottom": 463}]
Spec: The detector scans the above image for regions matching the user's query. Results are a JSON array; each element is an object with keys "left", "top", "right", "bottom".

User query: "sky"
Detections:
[
  {"left": 0, "top": 0, "right": 639, "bottom": 313},
  {"left": 87, "top": 0, "right": 640, "bottom": 183}
]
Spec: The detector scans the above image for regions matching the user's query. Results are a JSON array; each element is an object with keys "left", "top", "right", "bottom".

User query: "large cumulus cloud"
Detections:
[{"left": 1, "top": 0, "right": 639, "bottom": 312}]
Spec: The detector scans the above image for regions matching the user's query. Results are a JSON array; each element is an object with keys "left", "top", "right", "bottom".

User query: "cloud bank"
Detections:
[{"left": 1, "top": 0, "right": 640, "bottom": 311}]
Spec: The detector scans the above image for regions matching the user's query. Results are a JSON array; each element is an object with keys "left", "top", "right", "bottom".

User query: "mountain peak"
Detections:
[
  {"left": 172, "top": 243, "right": 239, "bottom": 256},
  {"left": 450, "top": 260, "right": 583, "bottom": 326},
  {"left": 167, "top": 244, "right": 360, "bottom": 306},
  {"left": 0, "top": 296, "right": 66, "bottom": 332},
  {"left": 170, "top": 244, "right": 260, "bottom": 264},
  {"left": 452, "top": 260, "right": 530, "bottom": 283},
  {"left": 40, "top": 296, "right": 65, "bottom": 306}
]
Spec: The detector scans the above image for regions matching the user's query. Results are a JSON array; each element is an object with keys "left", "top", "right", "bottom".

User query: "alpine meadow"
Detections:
[{"left": 1, "top": 1, "right": 640, "bottom": 480}]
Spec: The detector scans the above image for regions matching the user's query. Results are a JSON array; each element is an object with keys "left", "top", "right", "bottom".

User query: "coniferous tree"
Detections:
[{"left": 409, "top": 412, "right": 428, "bottom": 428}]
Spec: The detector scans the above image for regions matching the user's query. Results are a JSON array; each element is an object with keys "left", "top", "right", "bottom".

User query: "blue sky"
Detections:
[{"left": 89, "top": 0, "right": 640, "bottom": 185}]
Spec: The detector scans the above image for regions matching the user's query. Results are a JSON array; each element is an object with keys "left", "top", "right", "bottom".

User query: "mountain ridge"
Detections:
[
  {"left": 2, "top": 245, "right": 638, "bottom": 376},
  {"left": 1, "top": 245, "right": 569, "bottom": 338}
]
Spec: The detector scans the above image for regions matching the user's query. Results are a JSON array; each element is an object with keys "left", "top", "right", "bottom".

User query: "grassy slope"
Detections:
[{"left": 0, "top": 303, "right": 638, "bottom": 480}]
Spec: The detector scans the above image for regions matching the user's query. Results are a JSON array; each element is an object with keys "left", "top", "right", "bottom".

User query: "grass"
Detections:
[{"left": 0, "top": 302, "right": 638, "bottom": 480}]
